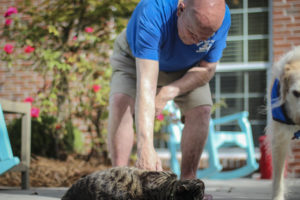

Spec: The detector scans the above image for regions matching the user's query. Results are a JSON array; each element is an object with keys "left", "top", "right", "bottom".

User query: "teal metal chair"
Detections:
[
  {"left": 0, "top": 99, "right": 31, "bottom": 189},
  {"left": 0, "top": 104, "right": 20, "bottom": 175},
  {"left": 166, "top": 101, "right": 259, "bottom": 179}
]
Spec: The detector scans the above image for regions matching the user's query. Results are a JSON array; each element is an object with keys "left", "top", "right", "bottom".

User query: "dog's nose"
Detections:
[{"left": 292, "top": 90, "right": 300, "bottom": 98}]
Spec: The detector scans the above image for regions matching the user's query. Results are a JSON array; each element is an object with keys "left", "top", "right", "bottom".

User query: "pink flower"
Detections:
[
  {"left": 24, "top": 97, "right": 34, "bottom": 104},
  {"left": 72, "top": 36, "right": 78, "bottom": 40},
  {"left": 4, "top": 44, "right": 14, "bottom": 54},
  {"left": 92, "top": 84, "right": 101, "bottom": 92},
  {"left": 24, "top": 45, "right": 35, "bottom": 53},
  {"left": 55, "top": 124, "right": 62, "bottom": 130},
  {"left": 5, "top": 19, "right": 12, "bottom": 26},
  {"left": 84, "top": 27, "right": 94, "bottom": 33},
  {"left": 31, "top": 107, "right": 40, "bottom": 118},
  {"left": 156, "top": 114, "right": 164, "bottom": 121},
  {"left": 4, "top": 7, "right": 18, "bottom": 18}
]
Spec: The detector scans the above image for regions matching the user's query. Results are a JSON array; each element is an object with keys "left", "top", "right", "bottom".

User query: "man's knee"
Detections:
[
  {"left": 188, "top": 105, "right": 211, "bottom": 116},
  {"left": 185, "top": 105, "right": 211, "bottom": 123},
  {"left": 197, "top": 105, "right": 211, "bottom": 116}
]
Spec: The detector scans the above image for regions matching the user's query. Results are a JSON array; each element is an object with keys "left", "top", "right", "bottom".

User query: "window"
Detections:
[
  {"left": 210, "top": 70, "right": 267, "bottom": 146},
  {"left": 221, "top": 0, "right": 269, "bottom": 63},
  {"left": 212, "top": 0, "right": 270, "bottom": 146}
]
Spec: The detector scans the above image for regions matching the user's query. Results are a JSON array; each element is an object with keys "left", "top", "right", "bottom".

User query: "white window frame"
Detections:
[{"left": 210, "top": 0, "right": 273, "bottom": 144}]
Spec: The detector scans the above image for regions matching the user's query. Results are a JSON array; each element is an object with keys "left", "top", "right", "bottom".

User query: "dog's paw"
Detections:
[{"left": 272, "top": 195, "right": 284, "bottom": 200}]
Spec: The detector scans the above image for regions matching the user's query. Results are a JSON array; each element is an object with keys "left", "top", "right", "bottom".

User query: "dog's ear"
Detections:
[{"left": 280, "top": 64, "right": 292, "bottom": 102}]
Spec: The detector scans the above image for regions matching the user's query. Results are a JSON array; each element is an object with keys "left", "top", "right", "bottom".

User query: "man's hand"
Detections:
[
  {"left": 155, "top": 87, "right": 170, "bottom": 116},
  {"left": 155, "top": 61, "right": 217, "bottom": 116},
  {"left": 155, "top": 86, "right": 177, "bottom": 116},
  {"left": 136, "top": 146, "right": 162, "bottom": 171},
  {"left": 161, "top": 61, "right": 217, "bottom": 98}
]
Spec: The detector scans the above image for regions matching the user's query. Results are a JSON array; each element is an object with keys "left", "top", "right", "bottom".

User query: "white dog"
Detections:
[{"left": 266, "top": 46, "right": 300, "bottom": 200}]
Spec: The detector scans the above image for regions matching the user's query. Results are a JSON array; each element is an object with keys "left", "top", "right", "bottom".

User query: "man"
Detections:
[{"left": 108, "top": 0, "right": 230, "bottom": 179}]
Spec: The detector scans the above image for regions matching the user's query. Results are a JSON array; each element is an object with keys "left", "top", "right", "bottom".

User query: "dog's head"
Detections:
[
  {"left": 174, "top": 179, "right": 205, "bottom": 200},
  {"left": 278, "top": 47, "right": 300, "bottom": 124}
]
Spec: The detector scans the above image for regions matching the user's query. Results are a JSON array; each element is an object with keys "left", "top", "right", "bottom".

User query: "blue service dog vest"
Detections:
[{"left": 271, "top": 79, "right": 300, "bottom": 139}]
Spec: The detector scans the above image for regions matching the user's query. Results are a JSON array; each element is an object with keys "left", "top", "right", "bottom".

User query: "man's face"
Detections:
[{"left": 177, "top": 4, "right": 217, "bottom": 45}]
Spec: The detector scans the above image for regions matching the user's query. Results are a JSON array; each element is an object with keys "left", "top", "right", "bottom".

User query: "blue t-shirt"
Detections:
[{"left": 126, "top": 0, "right": 231, "bottom": 72}]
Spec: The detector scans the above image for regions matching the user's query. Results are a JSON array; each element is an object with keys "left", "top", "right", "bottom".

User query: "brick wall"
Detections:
[
  {"left": 0, "top": 1, "right": 43, "bottom": 102},
  {"left": 273, "top": 0, "right": 300, "bottom": 178},
  {"left": 0, "top": 66, "right": 44, "bottom": 101},
  {"left": 273, "top": 0, "right": 300, "bottom": 59}
]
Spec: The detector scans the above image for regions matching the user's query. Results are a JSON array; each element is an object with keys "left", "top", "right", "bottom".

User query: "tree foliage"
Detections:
[{"left": 1, "top": 0, "right": 139, "bottom": 162}]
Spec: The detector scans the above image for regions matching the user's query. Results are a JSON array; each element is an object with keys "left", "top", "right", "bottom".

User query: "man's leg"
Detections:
[
  {"left": 108, "top": 93, "right": 135, "bottom": 166},
  {"left": 180, "top": 105, "right": 211, "bottom": 179}
]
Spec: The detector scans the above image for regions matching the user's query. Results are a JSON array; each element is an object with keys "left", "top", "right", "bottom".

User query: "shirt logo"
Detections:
[{"left": 196, "top": 40, "right": 215, "bottom": 53}]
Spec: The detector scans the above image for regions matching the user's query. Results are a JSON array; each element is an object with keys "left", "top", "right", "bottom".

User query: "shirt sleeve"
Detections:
[{"left": 133, "top": 6, "right": 163, "bottom": 61}]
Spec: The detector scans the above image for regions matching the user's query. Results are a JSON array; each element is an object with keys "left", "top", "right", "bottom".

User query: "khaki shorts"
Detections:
[{"left": 109, "top": 30, "right": 212, "bottom": 115}]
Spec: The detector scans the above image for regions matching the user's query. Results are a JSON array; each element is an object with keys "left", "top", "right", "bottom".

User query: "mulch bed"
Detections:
[{"left": 0, "top": 155, "right": 111, "bottom": 187}]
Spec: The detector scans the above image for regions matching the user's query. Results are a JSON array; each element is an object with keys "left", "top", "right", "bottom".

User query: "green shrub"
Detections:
[{"left": 7, "top": 114, "right": 82, "bottom": 159}]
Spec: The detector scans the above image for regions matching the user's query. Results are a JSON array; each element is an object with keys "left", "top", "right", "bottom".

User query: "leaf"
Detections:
[{"left": 48, "top": 25, "right": 59, "bottom": 36}]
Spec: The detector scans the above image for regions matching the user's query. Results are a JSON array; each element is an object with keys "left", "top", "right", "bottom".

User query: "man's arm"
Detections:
[
  {"left": 135, "top": 58, "right": 162, "bottom": 171},
  {"left": 155, "top": 60, "right": 217, "bottom": 115}
]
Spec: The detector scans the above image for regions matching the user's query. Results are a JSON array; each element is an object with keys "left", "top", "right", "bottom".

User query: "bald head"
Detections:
[
  {"left": 186, "top": 0, "right": 225, "bottom": 32},
  {"left": 177, "top": 0, "right": 226, "bottom": 44}
]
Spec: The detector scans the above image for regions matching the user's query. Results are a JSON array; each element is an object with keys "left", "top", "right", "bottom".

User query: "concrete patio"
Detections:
[{"left": 1, "top": 178, "right": 300, "bottom": 200}]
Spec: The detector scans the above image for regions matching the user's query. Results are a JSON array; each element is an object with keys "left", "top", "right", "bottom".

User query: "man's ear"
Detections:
[{"left": 177, "top": 1, "right": 185, "bottom": 16}]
